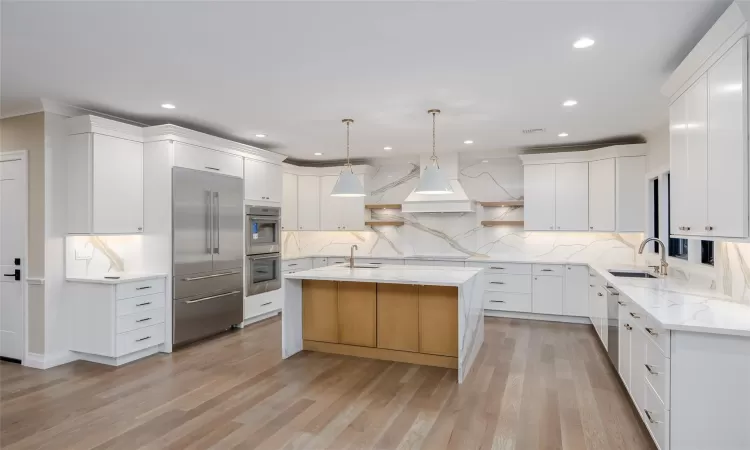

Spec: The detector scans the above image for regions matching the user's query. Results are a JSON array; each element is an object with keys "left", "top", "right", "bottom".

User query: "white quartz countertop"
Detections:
[
  {"left": 591, "top": 265, "right": 750, "bottom": 338},
  {"left": 283, "top": 264, "right": 483, "bottom": 286},
  {"left": 66, "top": 273, "right": 167, "bottom": 284},
  {"left": 282, "top": 254, "right": 588, "bottom": 265}
]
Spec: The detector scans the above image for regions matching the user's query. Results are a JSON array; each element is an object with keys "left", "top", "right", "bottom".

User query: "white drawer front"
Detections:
[
  {"left": 244, "top": 295, "right": 281, "bottom": 319},
  {"left": 405, "top": 259, "right": 466, "bottom": 267},
  {"left": 116, "top": 278, "right": 165, "bottom": 300},
  {"left": 117, "top": 308, "right": 165, "bottom": 334},
  {"left": 282, "top": 259, "right": 312, "bottom": 272},
  {"left": 485, "top": 274, "right": 532, "bottom": 294},
  {"left": 644, "top": 317, "right": 670, "bottom": 357},
  {"left": 644, "top": 335, "right": 671, "bottom": 408},
  {"left": 533, "top": 264, "right": 564, "bottom": 276},
  {"left": 116, "top": 323, "right": 165, "bottom": 357},
  {"left": 357, "top": 258, "right": 404, "bottom": 266},
  {"left": 328, "top": 257, "right": 347, "bottom": 265},
  {"left": 466, "top": 262, "right": 531, "bottom": 275},
  {"left": 174, "top": 142, "right": 243, "bottom": 178},
  {"left": 643, "top": 381, "right": 670, "bottom": 450},
  {"left": 116, "top": 293, "right": 165, "bottom": 316},
  {"left": 484, "top": 292, "right": 531, "bottom": 312}
]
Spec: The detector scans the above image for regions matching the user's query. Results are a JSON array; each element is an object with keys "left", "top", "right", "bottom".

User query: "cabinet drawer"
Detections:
[
  {"left": 405, "top": 259, "right": 466, "bottom": 267},
  {"left": 117, "top": 308, "right": 165, "bottom": 334},
  {"left": 116, "top": 323, "right": 165, "bottom": 357},
  {"left": 644, "top": 333, "right": 671, "bottom": 408},
  {"left": 116, "top": 278, "right": 165, "bottom": 300},
  {"left": 116, "top": 293, "right": 165, "bottom": 316},
  {"left": 282, "top": 259, "right": 312, "bottom": 272},
  {"left": 328, "top": 257, "right": 347, "bottom": 265},
  {"left": 483, "top": 292, "right": 531, "bottom": 312},
  {"left": 173, "top": 142, "right": 243, "bottom": 178},
  {"left": 533, "top": 264, "right": 564, "bottom": 276},
  {"left": 644, "top": 317, "right": 671, "bottom": 357},
  {"left": 467, "top": 261, "right": 531, "bottom": 275},
  {"left": 485, "top": 274, "right": 532, "bottom": 294},
  {"left": 643, "top": 381, "right": 670, "bottom": 450},
  {"left": 358, "top": 258, "right": 404, "bottom": 266},
  {"left": 244, "top": 295, "right": 281, "bottom": 319}
]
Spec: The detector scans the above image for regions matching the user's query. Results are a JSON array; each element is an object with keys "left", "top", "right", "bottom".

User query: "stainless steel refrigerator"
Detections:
[{"left": 172, "top": 167, "right": 244, "bottom": 346}]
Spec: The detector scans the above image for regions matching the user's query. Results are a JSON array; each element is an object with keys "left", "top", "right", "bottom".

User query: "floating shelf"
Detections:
[
  {"left": 365, "top": 204, "right": 402, "bottom": 210},
  {"left": 478, "top": 201, "right": 524, "bottom": 207},
  {"left": 481, "top": 220, "right": 524, "bottom": 227},
  {"left": 365, "top": 220, "right": 405, "bottom": 227}
]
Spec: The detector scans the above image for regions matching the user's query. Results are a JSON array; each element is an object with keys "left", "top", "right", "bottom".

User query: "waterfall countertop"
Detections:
[{"left": 282, "top": 264, "right": 484, "bottom": 286}]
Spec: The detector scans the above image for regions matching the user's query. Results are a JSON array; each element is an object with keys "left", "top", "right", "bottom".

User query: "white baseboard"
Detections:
[
  {"left": 23, "top": 351, "right": 78, "bottom": 369},
  {"left": 23, "top": 352, "right": 46, "bottom": 369},
  {"left": 484, "top": 310, "right": 592, "bottom": 325},
  {"left": 74, "top": 345, "right": 160, "bottom": 367},
  {"left": 243, "top": 310, "right": 281, "bottom": 327}
]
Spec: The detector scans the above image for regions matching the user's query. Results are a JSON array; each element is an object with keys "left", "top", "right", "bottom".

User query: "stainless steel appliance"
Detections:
[
  {"left": 246, "top": 252, "right": 281, "bottom": 295},
  {"left": 246, "top": 205, "right": 281, "bottom": 255},
  {"left": 172, "top": 167, "right": 244, "bottom": 346},
  {"left": 605, "top": 284, "right": 620, "bottom": 369}
]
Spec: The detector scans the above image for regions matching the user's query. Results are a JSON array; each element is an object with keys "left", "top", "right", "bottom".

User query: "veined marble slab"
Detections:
[
  {"left": 281, "top": 264, "right": 485, "bottom": 383},
  {"left": 66, "top": 273, "right": 167, "bottom": 284}
]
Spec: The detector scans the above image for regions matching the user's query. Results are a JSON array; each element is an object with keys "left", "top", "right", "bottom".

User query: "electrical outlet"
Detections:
[{"left": 75, "top": 247, "right": 94, "bottom": 260}]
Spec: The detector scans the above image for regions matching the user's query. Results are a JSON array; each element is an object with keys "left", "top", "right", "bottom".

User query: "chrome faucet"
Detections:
[
  {"left": 349, "top": 244, "right": 358, "bottom": 268},
  {"left": 638, "top": 237, "right": 668, "bottom": 276}
]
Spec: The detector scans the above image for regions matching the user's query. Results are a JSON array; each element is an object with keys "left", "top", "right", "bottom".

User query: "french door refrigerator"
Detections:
[{"left": 172, "top": 167, "right": 244, "bottom": 346}]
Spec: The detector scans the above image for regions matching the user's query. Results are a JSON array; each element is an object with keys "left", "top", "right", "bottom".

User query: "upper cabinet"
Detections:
[
  {"left": 173, "top": 142, "right": 243, "bottom": 178},
  {"left": 282, "top": 173, "right": 298, "bottom": 231},
  {"left": 524, "top": 164, "right": 556, "bottom": 231},
  {"left": 554, "top": 162, "right": 589, "bottom": 231},
  {"left": 669, "top": 38, "right": 748, "bottom": 239},
  {"left": 244, "top": 158, "right": 282, "bottom": 203},
  {"left": 297, "top": 176, "right": 320, "bottom": 231},
  {"left": 589, "top": 158, "right": 615, "bottom": 232},
  {"left": 67, "top": 117, "right": 144, "bottom": 234}
]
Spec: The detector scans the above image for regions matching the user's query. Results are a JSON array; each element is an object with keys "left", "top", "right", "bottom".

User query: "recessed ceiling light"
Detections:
[
  {"left": 255, "top": 134, "right": 267, "bottom": 138},
  {"left": 563, "top": 99, "right": 578, "bottom": 107},
  {"left": 573, "top": 37, "right": 595, "bottom": 49},
  {"left": 558, "top": 132, "right": 569, "bottom": 137},
  {"left": 314, "top": 152, "right": 323, "bottom": 156},
  {"left": 161, "top": 103, "right": 176, "bottom": 109},
  {"left": 384, "top": 146, "right": 392, "bottom": 151},
  {"left": 482, "top": 160, "right": 489, "bottom": 163},
  {"left": 464, "top": 140, "right": 474, "bottom": 144}
]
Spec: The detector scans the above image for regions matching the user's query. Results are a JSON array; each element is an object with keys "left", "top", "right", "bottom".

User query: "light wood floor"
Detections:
[{"left": 1, "top": 316, "right": 655, "bottom": 450}]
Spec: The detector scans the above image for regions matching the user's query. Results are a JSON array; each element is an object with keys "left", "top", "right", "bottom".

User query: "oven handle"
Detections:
[{"left": 248, "top": 254, "right": 281, "bottom": 261}]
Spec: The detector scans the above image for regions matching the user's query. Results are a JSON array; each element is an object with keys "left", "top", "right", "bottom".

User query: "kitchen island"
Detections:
[{"left": 281, "top": 264, "right": 485, "bottom": 383}]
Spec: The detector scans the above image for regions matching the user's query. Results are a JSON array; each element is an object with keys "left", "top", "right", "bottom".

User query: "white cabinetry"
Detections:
[
  {"left": 297, "top": 176, "right": 320, "bottom": 231},
  {"left": 319, "top": 175, "right": 365, "bottom": 230},
  {"left": 174, "top": 142, "right": 243, "bottom": 178},
  {"left": 616, "top": 157, "right": 646, "bottom": 232},
  {"left": 244, "top": 158, "right": 282, "bottom": 203},
  {"left": 669, "top": 92, "right": 690, "bottom": 235},
  {"left": 588, "top": 158, "right": 615, "bottom": 231},
  {"left": 524, "top": 164, "right": 556, "bottom": 231},
  {"left": 532, "top": 272, "right": 563, "bottom": 315},
  {"left": 282, "top": 173, "right": 298, "bottom": 231},
  {"left": 686, "top": 75, "right": 709, "bottom": 235},
  {"left": 67, "top": 132, "right": 144, "bottom": 234},
  {"left": 554, "top": 163, "right": 589, "bottom": 231},
  {"left": 564, "top": 265, "right": 589, "bottom": 316}
]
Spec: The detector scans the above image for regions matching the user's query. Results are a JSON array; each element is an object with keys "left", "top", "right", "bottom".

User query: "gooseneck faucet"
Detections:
[
  {"left": 638, "top": 237, "right": 668, "bottom": 276},
  {"left": 349, "top": 244, "right": 358, "bottom": 268}
]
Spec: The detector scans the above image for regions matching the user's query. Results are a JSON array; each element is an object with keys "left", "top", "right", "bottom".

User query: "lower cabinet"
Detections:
[
  {"left": 417, "top": 285, "right": 459, "bottom": 357},
  {"left": 337, "top": 282, "right": 376, "bottom": 347},
  {"left": 301, "top": 280, "right": 339, "bottom": 343},
  {"left": 532, "top": 275, "right": 563, "bottom": 315},
  {"left": 376, "top": 284, "right": 419, "bottom": 352},
  {"left": 564, "top": 264, "right": 589, "bottom": 316}
]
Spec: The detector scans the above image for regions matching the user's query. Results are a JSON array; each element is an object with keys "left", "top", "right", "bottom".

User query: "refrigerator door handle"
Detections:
[
  {"left": 206, "top": 190, "right": 213, "bottom": 254},
  {"left": 213, "top": 191, "right": 220, "bottom": 254}
]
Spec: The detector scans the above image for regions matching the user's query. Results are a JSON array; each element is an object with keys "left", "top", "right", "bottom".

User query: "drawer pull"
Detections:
[
  {"left": 490, "top": 281, "right": 506, "bottom": 285},
  {"left": 260, "top": 302, "right": 272, "bottom": 307},
  {"left": 597, "top": 293, "right": 603, "bottom": 297},
  {"left": 645, "top": 364, "right": 662, "bottom": 375},
  {"left": 205, "top": 166, "right": 220, "bottom": 171},
  {"left": 135, "top": 336, "right": 151, "bottom": 342},
  {"left": 136, "top": 302, "right": 152, "bottom": 307},
  {"left": 629, "top": 312, "right": 641, "bottom": 319},
  {"left": 288, "top": 264, "right": 298, "bottom": 267},
  {"left": 183, "top": 271, "right": 237, "bottom": 281},
  {"left": 135, "top": 318, "right": 152, "bottom": 323},
  {"left": 589, "top": 274, "right": 595, "bottom": 277},
  {"left": 645, "top": 327, "right": 659, "bottom": 337},
  {"left": 541, "top": 269, "right": 554, "bottom": 272},
  {"left": 489, "top": 300, "right": 506, "bottom": 303},
  {"left": 135, "top": 286, "right": 152, "bottom": 291},
  {"left": 186, "top": 290, "right": 241, "bottom": 304},
  {"left": 589, "top": 285, "right": 594, "bottom": 287},
  {"left": 617, "top": 301, "right": 626, "bottom": 306},
  {"left": 643, "top": 409, "right": 662, "bottom": 424},
  {"left": 490, "top": 267, "right": 505, "bottom": 270},
  {"left": 624, "top": 324, "right": 633, "bottom": 331}
]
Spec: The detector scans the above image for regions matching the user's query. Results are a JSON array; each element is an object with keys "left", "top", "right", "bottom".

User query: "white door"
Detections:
[
  {"left": 588, "top": 159, "right": 615, "bottom": 231},
  {"left": 555, "top": 162, "right": 589, "bottom": 231},
  {"left": 265, "top": 163, "right": 283, "bottom": 203},
  {"left": 0, "top": 153, "right": 26, "bottom": 361},
  {"left": 297, "top": 176, "right": 320, "bottom": 231},
  {"left": 564, "top": 265, "right": 589, "bottom": 317},
  {"left": 685, "top": 75, "right": 709, "bottom": 235},
  {"left": 707, "top": 38, "right": 748, "bottom": 238},
  {"left": 244, "top": 158, "right": 281, "bottom": 203},
  {"left": 523, "top": 164, "right": 556, "bottom": 231},
  {"left": 319, "top": 176, "right": 342, "bottom": 230},
  {"left": 339, "top": 174, "right": 365, "bottom": 231},
  {"left": 92, "top": 134, "right": 143, "bottom": 234},
  {"left": 532, "top": 275, "right": 563, "bottom": 315},
  {"left": 281, "top": 173, "right": 298, "bottom": 231},
  {"left": 669, "top": 92, "right": 689, "bottom": 235}
]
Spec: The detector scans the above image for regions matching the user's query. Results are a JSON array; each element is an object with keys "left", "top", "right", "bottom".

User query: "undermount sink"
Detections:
[{"left": 608, "top": 270, "right": 657, "bottom": 279}]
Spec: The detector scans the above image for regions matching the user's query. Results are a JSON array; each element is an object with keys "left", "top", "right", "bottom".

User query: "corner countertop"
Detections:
[
  {"left": 283, "top": 264, "right": 483, "bottom": 287},
  {"left": 66, "top": 273, "right": 168, "bottom": 284},
  {"left": 590, "top": 264, "right": 750, "bottom": 338}
]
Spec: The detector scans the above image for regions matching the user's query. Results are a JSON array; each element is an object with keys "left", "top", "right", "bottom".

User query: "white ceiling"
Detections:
[{"left": 1, "top": 1, "right": 731, "bottom": 160}]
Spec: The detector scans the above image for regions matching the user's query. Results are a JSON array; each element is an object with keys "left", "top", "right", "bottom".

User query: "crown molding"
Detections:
[
  {"left": 67, "top": 115, "right": 144, "bottom": 142},
  {"left": 518, "top": 143, "right": 647, "bottom": 165}
]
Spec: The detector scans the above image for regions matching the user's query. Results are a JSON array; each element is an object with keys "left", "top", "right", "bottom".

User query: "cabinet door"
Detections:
[
  {"left": 524, "top": 164, "right": 556, "bottom": 231},
  {"left": 302, "top": 280, "right": 338, "bottom": 343},
  {"left": 418, "top": 285, "right": 458, "bottom": 357},
  {"left": 377, "top": 284, "right": 419, "bottom": 352},
  {"left": 244, "top": 159, "right": 280, "bottom": 203},
  {"left": 174, "top": 142, "right": 243, "bottom": 178},
  {"left": 686, "top": 75, "right": 709, "bottom": 235},
  {"left": 532, "top": 275, "right": 563, "bottom": 315},
  {"left": 297, "top": 176, "right": 320, "bottom": 231},
  {"left": 564, "top": 265, "right": 589, "bottom": 317},
  {"left": 339, "top": 174, "right": 365, "bottom": 230},
  {"left": 337, "top": 282, "right": 376, "bottom": 347},
  {"left": 669, "top": 93, "right": 690, "bottom": 235},
  {"left": 265, "top": 162, "right": 283, "bottom": 203},
  {"left": 555, "top": 162, "right": 589, "bottom": 231},
  {"left": 588, "top": 159, "right": 615, "bottom": 231},
  {"left": 92, "top": 134, "right": 144, "bottom": 234},
  {"left": 630, "top": 325, "right": 648, "bottom": 415},
  {"left": 282, "top": 173, "right": 298, "bottom": 231},
  {"left": 708, "top": 38, "right": 748, "bottom": 238},
  {"left": 618, "top": 303, "right": 632, "bottom": 391},
  {"left": 615, "top": 156, "right": 646, "bottom": 232},
  {"left": 319, "top": 176, "right": 342, "bottom": 230}
]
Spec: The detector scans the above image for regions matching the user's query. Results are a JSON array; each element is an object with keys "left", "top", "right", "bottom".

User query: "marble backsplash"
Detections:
[{"left": 66, "top": 235, "right": 145, "bottom": 278}]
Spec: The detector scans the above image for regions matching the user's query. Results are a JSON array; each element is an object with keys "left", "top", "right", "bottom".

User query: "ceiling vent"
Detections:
[{"left": 522, "top": 128, "right": 546, "bottom": 134}]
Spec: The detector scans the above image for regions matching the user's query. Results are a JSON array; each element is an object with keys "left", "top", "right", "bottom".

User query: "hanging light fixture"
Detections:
[
  {"left": 415, "top": 109, "right": 453, "bottom": 195},
  {"left": 330, "top": 118, "right": 365, "bottom": 197}
]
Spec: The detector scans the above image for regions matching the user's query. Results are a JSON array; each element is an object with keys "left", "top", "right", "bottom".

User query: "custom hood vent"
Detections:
[{"left": 402, "top": 153, "right": 475, "bottom": 213}]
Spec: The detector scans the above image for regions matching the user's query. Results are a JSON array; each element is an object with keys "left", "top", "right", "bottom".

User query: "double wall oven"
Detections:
[{"left": 245, "top": 206, "right": 282, "bottom": 295}]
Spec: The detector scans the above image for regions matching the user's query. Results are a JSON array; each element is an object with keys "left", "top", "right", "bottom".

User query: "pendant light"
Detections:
[
  {"left": 415, "top": 109, "right": 453, "bottom": 195},
  {"left": 331, "top": 118, "right": 365, "bottom": 197}
]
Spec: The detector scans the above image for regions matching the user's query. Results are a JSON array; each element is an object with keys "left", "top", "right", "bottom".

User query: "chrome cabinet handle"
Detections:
[
  {"left": 645, "top": 364, "right": 661, "bottom": 375},
  {"left": 705, "top": 225, "right": 714, "bottom": 231},
  {"left": 630, "top": 312, "right": 641, "bottom": 319},
  {"left": 645, "top": 327, "right": 658, "bottom": 337},
  {"left": 490, "top": 281, "right": 506, "bottom": 284},
  {"left": 136, "top": 318, "right": 152, "bottom": 323},
  {"left": 541, "top": 269, "right": 553, "bottom": 272},
  {"left": 643, "top": 410, "right": 662, "bottom": 424},
  {"left": 135, "top": 286, "right": 152, "bottom": 291},
  {"left": 617, "top": 301, "right": 626, "bottom": 306},
  {"left": 489, "top": 300, "right": 506, "bottom": 303},
  {"left": 135, "top": 302, "right": 152, "bottom": 307},
  {"left": 597, "top": 292, "right": 603, "bottom": 297},
  {"left": 288, "top": 264, "right": 298, "bottom": 267},
  {"left": 183, "top": 271, "right": 238, "bottom": 281},
  {"left": 185, "top": 290, "right": 241, "bottom": 304},
  {"left": 589, "top": 285, "right": 594, "bottom": 287},
  {"left": 624, "top": 324, "right": 633, "bottom": 330},
  {"left": 205, "top": 166, "right": 220, "bottom": 171},
  {"left": 260, "top": 302, "right": 272, "bottom": 307},
  {"left": 135, "top": 336, "right": 152, "bottom": 342},
  {"left": 490, "top": 267, "right": 505, "bottom": 270},
  {"left": 213, "top": 191, "right": 220, "bottom": 254}
]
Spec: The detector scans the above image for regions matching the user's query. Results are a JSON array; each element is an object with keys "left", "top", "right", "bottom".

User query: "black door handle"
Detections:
[{"left": 3, "top": 269, "right": 20, "bottom": 281}]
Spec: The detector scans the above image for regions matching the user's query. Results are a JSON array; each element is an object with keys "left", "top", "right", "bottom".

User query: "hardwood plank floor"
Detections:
[{"left": 0, "top": 316, "right": 655, "bottom": 450}]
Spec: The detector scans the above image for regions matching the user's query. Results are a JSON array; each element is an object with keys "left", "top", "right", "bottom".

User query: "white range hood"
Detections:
[{"left": 403, "top": 154, "right": 475, "bottom": 213}]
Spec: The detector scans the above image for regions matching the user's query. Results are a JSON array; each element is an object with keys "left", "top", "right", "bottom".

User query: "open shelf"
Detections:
[
  {"left": 478, "top": 201, "right": 524, "bottom": 207},
  {"left": 365, "top": 204, "right": 402, "bottom": 210},
  {"left": 365, "top": 220, "right": 405, "bottom": 227},
  {"left": 481, "top": 220, "right": 524, "bottom": 227}
]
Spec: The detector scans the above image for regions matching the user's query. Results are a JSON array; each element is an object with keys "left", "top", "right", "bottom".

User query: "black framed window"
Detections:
[
  {"left": 653, "top": 178, "right": 660, "bottom": 253},
  {"left": 667, "top": 173, "right": 688, "bottom": 260}
]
